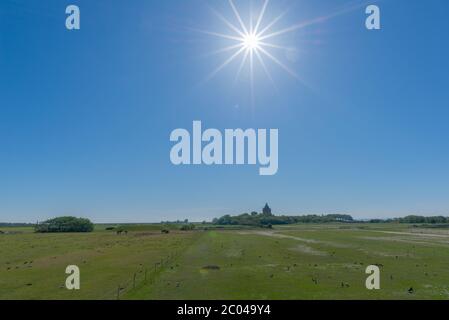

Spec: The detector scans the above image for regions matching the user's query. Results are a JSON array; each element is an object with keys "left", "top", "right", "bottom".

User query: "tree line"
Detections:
[
  {"left": 212, "top": 206, "right": 449, "bottom": 227},
  {"left": 369, "top": 215, "right": 449, "bottom": 224},
  {"left": 0, "top": 223, "right": 34, "bottom": 227},
  {"left": 212, "top": 212, "right": 354, "bottom": 227}
]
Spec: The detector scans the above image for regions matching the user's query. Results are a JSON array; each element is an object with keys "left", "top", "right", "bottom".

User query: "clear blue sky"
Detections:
[{"left": 1, "top": 0, "right": 449, "bottom": 223}]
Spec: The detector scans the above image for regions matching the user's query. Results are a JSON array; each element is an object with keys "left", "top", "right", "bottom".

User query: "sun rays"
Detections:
[
  {"left": 198, "top": 0, "right": 302, "bottom": 91},
  {"left": 193, "top": 0, "right": 366, "bottom": 105}
]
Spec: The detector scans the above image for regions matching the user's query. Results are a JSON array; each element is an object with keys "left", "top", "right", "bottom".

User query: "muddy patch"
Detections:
[
  {"left": 202, "top": 265, "right": 220, "bottom": 270},
  {"left": 358, "top": 236, "right": 434, "bottom": 246},
  {"left": 225, "top": 249, "right": 244, "bottom": 258},
  {"left": 240, "top": 230, "right": 352, "bottom": 249},
  {"left": 263, "top": 264, "right": 279, "bottom": 268},
  {"left": 357, "top": 248, "right": 410, "bottom": 258},
  {"left": 374, "top": 230, "right": 449, "bottom": 238},
  {"left": 199, "top": 265, "right": 221, "bottom": 276},
  {"left": 289, "top": 244, "right": 328, "bottom": 256}
]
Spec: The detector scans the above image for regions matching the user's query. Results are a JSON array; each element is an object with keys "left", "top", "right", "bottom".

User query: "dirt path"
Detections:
[
  {"left": 372, "top": 230, "right": 449, "bottom": 238},
  {"left": 237, "top": 230, "right": 353, "bottom": 257}
]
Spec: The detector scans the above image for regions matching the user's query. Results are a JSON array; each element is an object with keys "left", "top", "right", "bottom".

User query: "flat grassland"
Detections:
[{"left": 1, "top": 223, "right": 449, "bottom": 300}]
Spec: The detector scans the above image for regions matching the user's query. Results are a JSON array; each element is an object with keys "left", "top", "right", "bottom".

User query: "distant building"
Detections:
[{"left": 263, "top": 203, "right": 272, "bottom": 216}]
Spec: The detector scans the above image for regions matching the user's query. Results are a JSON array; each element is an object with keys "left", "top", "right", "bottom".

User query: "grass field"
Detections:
[{"left": 1, "top": 223, "right": 449, "bottom": 300}]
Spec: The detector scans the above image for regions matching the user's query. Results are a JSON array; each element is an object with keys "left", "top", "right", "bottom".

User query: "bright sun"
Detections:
[
  {"left": 197, "top": 0, "right": 301, "bottom": 93},
  {"left": 242, "top": 33, "right": 261, "bottom": 51},
  {"left": 193, "top": 0, "right": 362, "bottom": 104}
]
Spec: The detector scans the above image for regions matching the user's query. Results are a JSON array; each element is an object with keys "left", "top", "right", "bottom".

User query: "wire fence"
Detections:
[{"left": 114, "top": 250, "right": 181, "bottom": 300}]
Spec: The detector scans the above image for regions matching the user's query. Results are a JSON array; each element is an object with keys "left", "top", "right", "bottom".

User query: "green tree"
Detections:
[{"left": 35, "top": 216, "right": 94, "bottom": 233}]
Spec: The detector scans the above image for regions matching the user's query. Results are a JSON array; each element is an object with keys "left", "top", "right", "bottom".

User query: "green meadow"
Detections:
[{"left": 1, "top": 223, "right": 449, "bottom": 300}]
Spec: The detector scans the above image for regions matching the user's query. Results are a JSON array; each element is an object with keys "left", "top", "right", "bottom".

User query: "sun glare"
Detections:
[
  {"left": 195, "top": 0, "right": 360, "bottom": 103},
  {"left": 243, "top": 33, "right": 261, "bottom": 51},
  {"left": 196, "top": 0, "right": 302, "bottom": 96}
]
